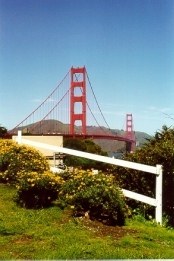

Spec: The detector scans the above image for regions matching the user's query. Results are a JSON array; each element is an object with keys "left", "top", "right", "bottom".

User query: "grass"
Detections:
[{"left": 1, "top": 183, "right": 174, "bottom": 259}]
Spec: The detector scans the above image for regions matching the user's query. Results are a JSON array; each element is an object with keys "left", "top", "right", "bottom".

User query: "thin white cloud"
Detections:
[
  {"left": 47, "top": 98, "right": 55, "bottom": 102},
  {"left": 31, "top": 97, "right": 56, "bottom": 103},
  {"left": 159, "top": 108, "right": 172, "bottom": 113},
  {"left": 31, "top": 98, "right": 43, "bottom": 103},
  {"left": 148, "top": 106, "right": 172, "bottom": 113}
]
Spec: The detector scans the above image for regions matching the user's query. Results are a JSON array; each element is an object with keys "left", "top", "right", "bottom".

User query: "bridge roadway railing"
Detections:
[{"left": 16, "top": 131, "right": 163, "bottom": 225}]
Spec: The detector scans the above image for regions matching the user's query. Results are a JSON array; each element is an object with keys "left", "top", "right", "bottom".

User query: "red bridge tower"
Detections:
[
  {"left": 70, "top": 67, "right": 86, "bottom": 135},
  {"left": 125, "top": 113, "right": 136, "bottom": 152}
]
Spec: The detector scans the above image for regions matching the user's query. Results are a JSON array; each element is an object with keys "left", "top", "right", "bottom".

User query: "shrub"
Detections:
[
  {"left": 114, "top": 126, "right": 174, "bottom": 226},
  {"left": 15, "top": 171, "right": 64, "bottom": 208},
  {"left": 0, "top": 139, "right": 49, "bottom": 184},
  {"left": 58, "top": 169, "right": 127, "bottom": 226}
]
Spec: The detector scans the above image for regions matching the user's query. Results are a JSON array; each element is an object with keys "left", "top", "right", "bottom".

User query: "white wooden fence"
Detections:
[{"left": 16, "top": 131, "right": 163, "bottom": 225}]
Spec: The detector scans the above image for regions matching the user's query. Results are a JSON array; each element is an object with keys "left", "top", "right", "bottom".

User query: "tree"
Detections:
[
  {"left": 63, "top": 138, "right": 108, "bottom": 170},
  {"left": 0, "top": 125, "right": 8, "bottom": 138},
  {"left": 114, "top": 125, "right": 174, "bottom": 226}
]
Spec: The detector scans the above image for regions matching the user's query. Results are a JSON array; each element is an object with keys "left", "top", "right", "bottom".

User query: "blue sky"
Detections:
[{"left": 0, "top": 0, "right": 174, "bottom": 135}]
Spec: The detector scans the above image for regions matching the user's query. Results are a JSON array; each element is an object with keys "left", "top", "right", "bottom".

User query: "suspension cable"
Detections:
[
  {"left": 74, "top": 71, "right": 112, "bottom": 135},
  {"left": 30, "top": 88, "right": 71, "bottom": 133},
  {"left": 11, "top": 69, "right": 70, "bottom": 132},
  {"left": 74, "top": 73, "right": 102, "bottom": 127},
  {"left": 86, "top": 70, "right": 111, "bottom": 130}
]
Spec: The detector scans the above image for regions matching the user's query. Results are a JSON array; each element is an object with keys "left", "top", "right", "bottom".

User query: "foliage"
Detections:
[
  {"left": 58, "top": 169, "right": 127, "bottom": 226},
  {"left": 15, "top": 171, "right": 64, "bottom": 208},
  {"left": 64, "top": 138, "right": 108, "bottom": 170},
  {"left": 0, "top": 139, "right": 49, "bottom": 184},
  {"left": 114, "top": 125, "right": 174, "bottom": 226},
  {"left": 85, "top": 139, "right": 107, "bottom": 155},
  {"left": 64, "top": 138, "right": 87, "bottom": 151},
  {"left": 0, "top": 125, "right": 8, "bottom": 138},
  {"left": 0, "top": 139, "right": 124, "bottom": 219}
]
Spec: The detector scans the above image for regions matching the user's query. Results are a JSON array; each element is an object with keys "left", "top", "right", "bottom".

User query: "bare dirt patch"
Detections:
[
  {"left": 12, "top": 234, "right": 34, "bottom": 244},
  {"left": 81, "top": 218, "right": 138, "bottom": 239},
  {"left": 60, "top": 209, "right": 138, "bottom": 240}
]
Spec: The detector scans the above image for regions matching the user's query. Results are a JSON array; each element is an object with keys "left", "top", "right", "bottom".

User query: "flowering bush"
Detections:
[
  {"left": 0, "top": 139, "right": 127, "bottom": 221},
  {"left": 15, "top": 171, "right": 64, "bottom": 208},
  {"left": 0, "top": 139, "right": 49, "bottom": 184},
  {"left": 58, "top": 169, "right": 127, "bottom": 226}
]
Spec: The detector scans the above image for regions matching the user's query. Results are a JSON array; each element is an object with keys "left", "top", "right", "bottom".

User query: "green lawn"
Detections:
[{"left": 0, "top": 183, "right": 174, "bottom": 259}]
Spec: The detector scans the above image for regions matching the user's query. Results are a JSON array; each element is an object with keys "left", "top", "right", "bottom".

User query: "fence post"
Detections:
[
  {"left": 155, "top": 164, "right": 163, "bottom": 225},
  {"left": 17, "top": 130, "right": 22, "bottom": 144}
]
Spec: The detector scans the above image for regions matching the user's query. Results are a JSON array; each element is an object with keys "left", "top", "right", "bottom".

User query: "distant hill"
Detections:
[
  {"left": 90, "top": 127, "right": 151, "bottom": 155},
  {"left": 12, "top": 119, "right": 151, "bottom": 154}
]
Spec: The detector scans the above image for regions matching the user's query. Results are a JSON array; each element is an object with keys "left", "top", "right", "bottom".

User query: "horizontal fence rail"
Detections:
[{"left": 15, "top": 131, "right": 163, "bottom": 225}]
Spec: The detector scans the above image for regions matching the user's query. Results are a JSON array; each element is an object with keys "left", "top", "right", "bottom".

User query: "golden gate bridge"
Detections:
[{"left": 10, "top": 66, "right": 136, "bottom": 152}]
